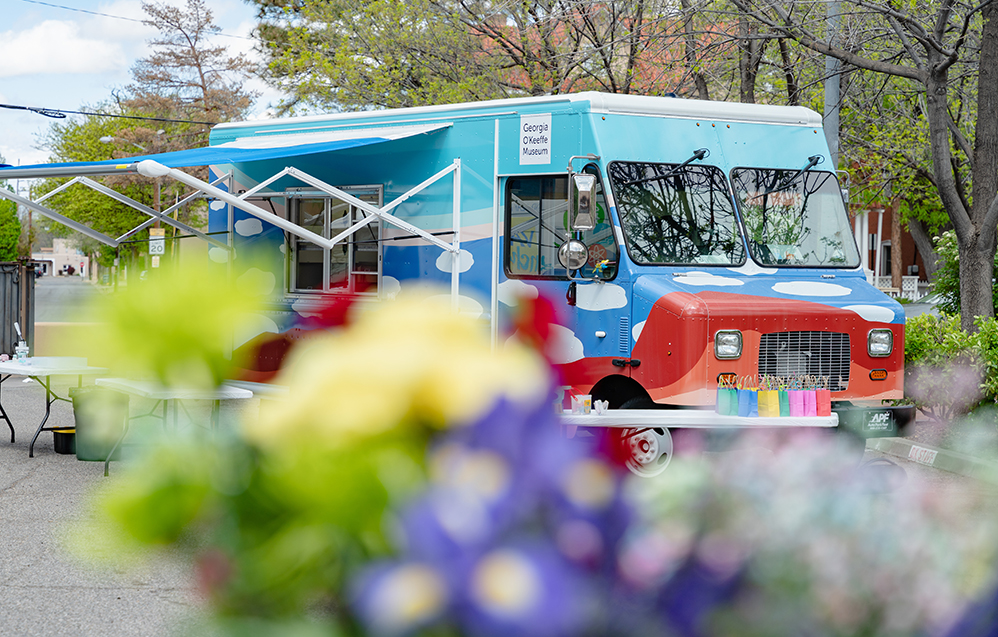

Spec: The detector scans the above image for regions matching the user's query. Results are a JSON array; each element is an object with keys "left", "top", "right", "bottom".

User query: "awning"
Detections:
[{"left": 0, "top": 122, "right": 451, "bottom": 179}]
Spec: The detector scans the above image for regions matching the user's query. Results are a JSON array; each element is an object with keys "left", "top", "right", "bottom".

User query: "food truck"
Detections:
[{"left": 0, "top": 92, "right": 912, "bottom": 475}]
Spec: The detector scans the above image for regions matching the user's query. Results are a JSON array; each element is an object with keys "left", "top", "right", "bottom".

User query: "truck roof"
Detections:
[{"left": 211, "top": 92, "right": 823, "bottom": 143}]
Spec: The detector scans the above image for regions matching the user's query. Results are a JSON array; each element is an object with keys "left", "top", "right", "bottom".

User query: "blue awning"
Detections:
[{"left": 0, "top": 123, "right": 450, "bottom": 179}]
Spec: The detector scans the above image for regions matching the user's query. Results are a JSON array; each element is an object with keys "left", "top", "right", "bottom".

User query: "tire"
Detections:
[{"left": 616, "top": 427, "right": 673, "bottom": 477}]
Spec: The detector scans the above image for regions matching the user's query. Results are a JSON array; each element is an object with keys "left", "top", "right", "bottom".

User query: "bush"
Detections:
[
  {"left": 932, "top": 230, "right": 998, "bottom": 316},
  {"left": 903, "top": 313, "right": 998, "bottom": 422}
]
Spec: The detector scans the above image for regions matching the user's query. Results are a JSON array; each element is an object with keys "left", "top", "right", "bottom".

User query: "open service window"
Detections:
[{"left": 288, "top": 186, "right": 383, "bottom": 294}]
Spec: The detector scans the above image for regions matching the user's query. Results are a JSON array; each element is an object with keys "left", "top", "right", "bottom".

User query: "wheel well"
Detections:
[{"left": 589, "top": 375, "right": 652, "bottom": 410}]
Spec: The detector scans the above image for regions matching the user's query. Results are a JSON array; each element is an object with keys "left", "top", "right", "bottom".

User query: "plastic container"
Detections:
[
  {"left": 69, "top": 386, "right": 129, "bottom": 462},
  {"left": 52, "top": 428, "right": 75, "bottom": 455}
]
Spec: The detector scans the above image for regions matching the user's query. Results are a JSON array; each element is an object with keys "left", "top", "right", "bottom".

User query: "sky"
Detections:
[{"left": 0, "top": 0, "right": 285, "bottom": 169}]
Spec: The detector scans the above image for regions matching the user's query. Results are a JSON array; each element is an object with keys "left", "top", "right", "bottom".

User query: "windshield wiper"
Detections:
[
  {"left": 748, "top": 155, "right": 824, "bottom": 202},
  {"left": 623, "top": 148, "right": 709, "bottom": 186}
]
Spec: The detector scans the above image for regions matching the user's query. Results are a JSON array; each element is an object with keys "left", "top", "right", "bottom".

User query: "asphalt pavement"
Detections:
[{"left": 0, "top": 377, "right": 251, "bottom": 636}]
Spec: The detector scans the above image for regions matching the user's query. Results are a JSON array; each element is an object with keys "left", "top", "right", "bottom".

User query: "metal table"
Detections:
[
  {"left": 0, "top": 357, "right": 108, "bottom": 457},
  {"left": 95, "top": 378, "right": 253, "bottom": 475}
]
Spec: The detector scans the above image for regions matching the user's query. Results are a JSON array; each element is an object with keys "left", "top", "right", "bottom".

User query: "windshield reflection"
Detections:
[
  {"left": 730, "top": 168, "right": 860, "bottom": 268},
  {"left": 608, "top": 162, "right": 745, "bottom": 266}
]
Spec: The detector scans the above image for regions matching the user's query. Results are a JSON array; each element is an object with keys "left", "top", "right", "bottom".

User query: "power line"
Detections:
[
  {"left": 0, "top": 103, "right": 216, "bottom": 125},
  {"left": 16, "top": 0, "right": 257, "bottom": 41}
]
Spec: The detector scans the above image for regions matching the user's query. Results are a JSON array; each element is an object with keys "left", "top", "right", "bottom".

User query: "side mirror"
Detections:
[
  {"left": 570, "top": 173, "right": 596, "bottom": 230},
  {"left": 558, "top": 239, "right": 589, "bottom": 271}
]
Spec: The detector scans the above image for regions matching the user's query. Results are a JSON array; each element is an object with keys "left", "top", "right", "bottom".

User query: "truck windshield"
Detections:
[
  {"left": 730, "top": 168, "right": 860, "bottom": 267},
  {"left": 608, "top": 162, "right": 745, "bottom": 266}
]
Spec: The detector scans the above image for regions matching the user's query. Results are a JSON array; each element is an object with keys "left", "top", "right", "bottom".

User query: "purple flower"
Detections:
[{"left": 456, "top": 543, "right": 592, "bottom": 637}]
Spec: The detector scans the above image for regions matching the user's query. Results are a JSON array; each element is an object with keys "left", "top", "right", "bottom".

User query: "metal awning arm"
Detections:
[
  {"left": 285, "top": 165, "right": 458, "bottom": 254},
  {"left": 328, "top": 213, "right": 379, "bottom": 247},
  {"left": 115, "top": 173, "right": 231, "bottom": 243},
  {"left": 78, "top": 178, "right": 228, "bottom": 250},
  {"left": 0, "top": 187, "right": 119, "bottom": 247},
  {"left": 238, "top": 168, "right": 294, "bottom": 200},
  {"left": 136, "top": 161, "right": 333, "bottom": 250},
  {"left": 35, "top": 176, "right": 86, "bottom": 204}
]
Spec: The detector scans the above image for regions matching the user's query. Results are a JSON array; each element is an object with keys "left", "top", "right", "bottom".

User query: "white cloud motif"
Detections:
[
  {"left": 577, "top": 283, "right": 628, "bottom": 311},
  {"left": 772, "top": 281, "right": 851, "bottom": 297},
  {"left": 427, "top": 294, "right": 485, "bottom": 318},
  {"left": 548, "top": 325, "right": 585, "bottom": 363},
  {"left": 498, "top": 280, "right": 539, "bottom": 306},
  {"left": 208, "top": 247, "right": 229, "bottom": 263},
  {"left": 235, "top": 218, "right": 263, "bottom": 236},
  {"left": 436, "top": 249, "right": 474, "bottom": 274},
  {"left": 382, "top": 276, "right": 401, "bottom": 299},
  {"left": 210, "top": 200, "right": 227, "bottom": 211},
  {"left": 727, "top": 261, "right": 777, "bottom": 276},
  {"left": 843, "top": 304, "right": 896, "bottom": 323},
  {"left": 232, "top": 314, "right": 279, "bottom": 349},
  {"left": 507, "top": 324, "right": 584, "bottom": 363},
  {"left": 633, "top": 320, "right": 645, "bottom": 342},
  {"left": 237, "top": 268, "right": 276, "bottom": 296},
  {"left": 674, "top": 272, "right": 744, "bottom": 287}
]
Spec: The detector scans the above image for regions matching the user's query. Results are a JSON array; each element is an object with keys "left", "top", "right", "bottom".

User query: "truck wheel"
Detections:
[{"left": 617, "top": 427, "right": 673, "bottom": 477}]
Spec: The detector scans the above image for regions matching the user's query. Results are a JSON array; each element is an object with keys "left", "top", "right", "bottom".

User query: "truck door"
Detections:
[{"left": 503, "top": 166, "right": 625, "bottom": 382}]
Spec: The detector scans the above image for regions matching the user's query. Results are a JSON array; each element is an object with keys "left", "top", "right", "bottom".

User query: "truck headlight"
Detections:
[
  {"left": 714, "top": 330, "right": 742, "bottom": 359},
  {"left": 868, "top": 329, "right": 893, "bottom": 357}
]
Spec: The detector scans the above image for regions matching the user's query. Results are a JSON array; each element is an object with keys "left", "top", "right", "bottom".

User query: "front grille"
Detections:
[{"left": 758, "top": 331, "right": 851, "bottom": 391}]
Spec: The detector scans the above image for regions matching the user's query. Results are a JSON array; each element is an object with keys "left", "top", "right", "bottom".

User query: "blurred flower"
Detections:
[
  {"left": 353, "top": 562, "right": 449, "bottom": 635},
  {"left": 87, "top": 262, "right": 262, "bottom": 389},
  {"left": 245, "top": 293, "right": 550, "bottom": 449}
]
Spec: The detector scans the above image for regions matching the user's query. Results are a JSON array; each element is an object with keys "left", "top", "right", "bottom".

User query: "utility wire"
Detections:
[
  {"left": 0, "top": 103, "right": 215, "bottom": 124},
  {"left": 16, "top": 0, "right": 256, "bottom": 41}
]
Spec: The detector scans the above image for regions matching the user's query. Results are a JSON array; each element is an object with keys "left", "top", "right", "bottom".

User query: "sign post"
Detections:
[{"left": 149, "top": 227, "right": 165, "bottom": 268}]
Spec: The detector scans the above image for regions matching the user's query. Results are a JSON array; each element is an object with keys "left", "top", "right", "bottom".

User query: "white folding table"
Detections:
[
  {"left": 95, "top": 378, "right": 253, "bottom": 475},
  {"left": 0, "top": 357, "right": 109, "bottom": 457}
]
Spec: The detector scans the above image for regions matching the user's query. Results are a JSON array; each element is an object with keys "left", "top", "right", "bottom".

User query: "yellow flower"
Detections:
[{"left": 245, "top": 294, "right": 550, "bottom": 449}]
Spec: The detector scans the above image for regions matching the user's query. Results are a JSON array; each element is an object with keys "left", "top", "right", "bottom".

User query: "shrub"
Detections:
[
  {"left": 903, "top": 313, "right": 998, "bottom": 422},
  {"left": 932, "top": 230, "right": 998, "bottom": 316}
]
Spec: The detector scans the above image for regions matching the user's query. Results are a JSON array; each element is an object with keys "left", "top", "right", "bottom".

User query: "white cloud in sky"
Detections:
[
  {"left": 0, "top": 21, "right": 129, "bottom": 78},
  {"left": 0, "top": 0, "right": 283, "bottom": 167}
]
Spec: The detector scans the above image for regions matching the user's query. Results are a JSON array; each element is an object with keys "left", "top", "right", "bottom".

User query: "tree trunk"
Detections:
[
  {"left": 738, "top": 19, "right": 764, "bottom": 103},
  {"left": 906, "top": 216, "right": 940, "bottom": 281},
  {"left": 962, "top": 4, "right": 998, "bottom": 330},
  {"left": 958, "top": 234, "right": 995, "bottom": 328},
  {"left": 891, "top": 203, "right": 903, "bottom": 289}
]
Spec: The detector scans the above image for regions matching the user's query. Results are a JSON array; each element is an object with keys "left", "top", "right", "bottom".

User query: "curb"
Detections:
[{"left": 866, "top": 437, "right": 998, "bottom": 483}]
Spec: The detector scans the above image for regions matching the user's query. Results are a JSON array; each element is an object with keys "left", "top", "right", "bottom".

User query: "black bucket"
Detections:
[{"left": 52, "top": 428, "right": 76, "bottom": 455}]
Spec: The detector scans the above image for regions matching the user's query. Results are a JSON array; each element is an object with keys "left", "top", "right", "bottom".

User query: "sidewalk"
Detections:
[
  {"left": 866, "top": 417, "right": 998, "bottom": 484},
  {"left": 0, "top": 377, "right": 251, "bottom": 636}
]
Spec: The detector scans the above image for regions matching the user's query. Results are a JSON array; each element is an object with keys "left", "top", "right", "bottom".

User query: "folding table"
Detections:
[
  {"left": 0, "top": 357, "right": 108, "bottom": 457},
  {"left": 95, "top": 378, "right": 253, "bottom": 475}
]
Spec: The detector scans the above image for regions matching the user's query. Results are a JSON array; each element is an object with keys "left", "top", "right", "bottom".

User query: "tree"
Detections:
[
  {"left": 729, "top": 0, "right": 998, "bottom": 331},
  {"left": 0, "top": 172, "right": 20, "bottom": 262},
  {"left": 251, "top": 0, "right": 782, "bottom": 113},
  {"left": 38, "top": 0, "right": 257, "bottom": 267}
]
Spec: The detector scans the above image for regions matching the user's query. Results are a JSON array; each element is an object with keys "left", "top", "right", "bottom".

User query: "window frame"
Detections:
[
  {"left": 287, "top": 185, "right": 384, "bottom": 295},
  {"left": 607, "top": 160, "right": 747, "bottom": 268},
  {"left": 728, "top": 166, "right": 861, "bottom": 270},
  {"left": 503, "top": 167, "right": 619, "bottom": 281}
]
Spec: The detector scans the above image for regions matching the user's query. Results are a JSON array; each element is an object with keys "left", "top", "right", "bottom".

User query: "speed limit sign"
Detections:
[{"left": 149, "top": 228, "right": 166, "bottom": 255}]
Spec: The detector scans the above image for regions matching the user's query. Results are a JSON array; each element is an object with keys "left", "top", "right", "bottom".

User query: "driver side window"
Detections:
[{"left": 505, "top": 171, "right": 617, "bottom": 279}]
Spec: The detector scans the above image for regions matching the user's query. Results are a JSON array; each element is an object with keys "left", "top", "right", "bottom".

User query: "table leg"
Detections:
[
  {"left": 28, "top": 376, "right": 55, "bottom": 458},
  {"left": 0, "top": 374, "right": 14, "bottom": 443}
]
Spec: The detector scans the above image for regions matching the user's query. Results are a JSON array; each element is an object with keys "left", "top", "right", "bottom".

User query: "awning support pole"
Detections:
[{"left": 0, "top": 187, "right": 119, "bottom": 247}]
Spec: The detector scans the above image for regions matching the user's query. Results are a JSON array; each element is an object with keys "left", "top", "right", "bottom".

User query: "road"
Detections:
[{"left": 33, "top": 275, "right": 103, "bottom": 323}]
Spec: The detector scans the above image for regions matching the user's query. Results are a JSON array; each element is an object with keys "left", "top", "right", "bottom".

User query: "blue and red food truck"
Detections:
[{"left": 0, "top": 92, "right": 913, "bottom": 474}]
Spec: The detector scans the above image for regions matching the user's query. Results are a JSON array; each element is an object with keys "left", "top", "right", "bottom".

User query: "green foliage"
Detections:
[
  {"left": 0, "top": 197, "right": 20, "bottom": 262},
  {"left": 903, "top": 313, "right": 998, "bottom": 422},
  {"left": 931, "top": 230, "right": 998, "bottom": 316}
]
